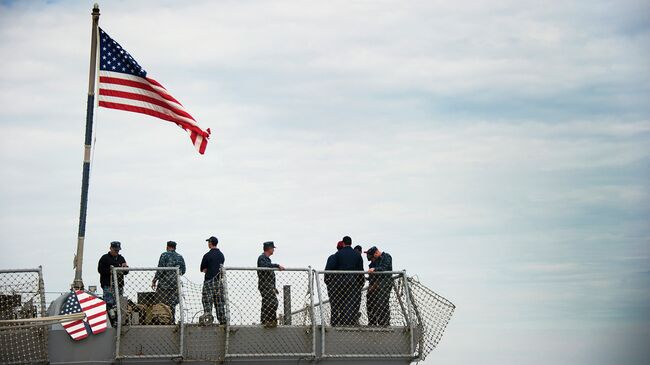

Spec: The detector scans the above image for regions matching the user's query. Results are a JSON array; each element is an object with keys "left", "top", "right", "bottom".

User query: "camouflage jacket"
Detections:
[{"left": 154, "top": 250, "right": 186, "bottom": 289}]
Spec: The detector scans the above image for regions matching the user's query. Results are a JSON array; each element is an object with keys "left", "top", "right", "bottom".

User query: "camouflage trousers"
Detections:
[{"left": 202, "top": 278, "right": 226, "bottom": 324}]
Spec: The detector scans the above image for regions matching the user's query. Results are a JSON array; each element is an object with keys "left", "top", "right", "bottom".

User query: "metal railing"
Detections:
[
  {"left": 222, "top": 267, "right": 316, "bottom": 358},
  {"left": 315, "top": 270, "right": 416, "bottom": 358},
  {"left": 112, "top": 267, "right": 184, "bottom": 359},
  {"left": 88, "top": 266, "right": 454, "bottom": 362},
  {"left": 0, "top": 267, "right": 48, "bottom": 364}
]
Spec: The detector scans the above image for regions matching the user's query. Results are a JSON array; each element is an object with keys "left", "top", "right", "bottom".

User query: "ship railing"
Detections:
[
  {"left": 108, "top": 266, "right": 455, "bottom": 362},
  {"left": 112, "top": 266, "right": 184, "bottom": 360},
  {"left": 0, "top": 267, "right": 48, "bottom": 364}
]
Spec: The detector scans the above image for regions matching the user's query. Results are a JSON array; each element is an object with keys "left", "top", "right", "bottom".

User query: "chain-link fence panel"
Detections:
[
  {"left": 177, "top": 276, "right": 226, "bottom": 361},
  {"left": 112, "top": 267, "right": 183, "bottom": 359},
  {"left": 0, "top": 268, "right": 48, "bottom": 364},
  {"left": 222, "top": 267, "right": 315, "bottom": 358},
  {"left": 0, "top": 323, "right": 48, "bottom": 364},
  {"left": 407, "top": 276, "right": 455, "bottom": 361},
  {"left": 0, "top": 268, "right": 46, "bottom": 320},
  {"left": 316, "top": 270, "right": 414, "bottom": 358}
]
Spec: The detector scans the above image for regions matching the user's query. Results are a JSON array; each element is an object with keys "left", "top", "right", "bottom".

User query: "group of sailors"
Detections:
[{"left": 97, "top": 235, "right": 393, "bottom": 327}]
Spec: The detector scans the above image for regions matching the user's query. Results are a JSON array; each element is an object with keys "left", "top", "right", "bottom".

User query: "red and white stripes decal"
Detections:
[{"left": 76, "top": 290, "right": 107, "bottom": 334}]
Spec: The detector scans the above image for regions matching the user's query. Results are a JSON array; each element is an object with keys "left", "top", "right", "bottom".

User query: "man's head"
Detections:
[
  {"left": 109, "top": 241, "right": 121, "bottom": 256},
  {"left": 263, "top": 241, "right": 276, "bottom": 255},
  {"left": 364, "top": 246, "right": 381, "bottom": 259},
  {"left": 336, "top": 241, "right": 345, "bottom": 250},
  {"left": 167, "top": 241, "right": 177, "bottom": 251},
  {"left": 354, "top": 245, "right": 362, "bottom": 254},
  {"left": 206, "top": 236, "right": 218, "bottom": 248},
  {"left": 342, "top": 236, "right": 352, "bottom": 246}
]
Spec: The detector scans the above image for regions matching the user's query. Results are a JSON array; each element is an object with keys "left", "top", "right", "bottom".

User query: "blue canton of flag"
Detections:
[
  {"left": 59, "top": 291, "right": 89, "bottom": 340},
  {"left": 99, "top": 30, "right": 146, "bottom": 77}
]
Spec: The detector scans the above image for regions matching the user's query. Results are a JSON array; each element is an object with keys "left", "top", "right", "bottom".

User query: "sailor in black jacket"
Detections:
[
  {"left": 97, "top": 241, "right": 128, "bottom": 308},
  {"left": 257, "top": 241, "right": 285, "bottom": 327},
  {"left": 331, "top": 236, "right": 364, "bottom": 326}
]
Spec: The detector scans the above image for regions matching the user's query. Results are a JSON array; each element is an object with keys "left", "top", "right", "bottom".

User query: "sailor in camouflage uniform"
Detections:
[{"left": 152, "top": 241, "right": 186, "bottom": 322}]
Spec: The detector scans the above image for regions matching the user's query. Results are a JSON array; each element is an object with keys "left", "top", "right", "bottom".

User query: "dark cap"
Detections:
[
  {"left": 342, "top": 236, "right": 352, "bottom": 245},
  {"left": 364, "top": 246, "right": 378, "bottom": 256},
  {"left": 263, "top": 241, "right": 276, "bottom": 249},
  {"left": 167, "top": 241, "right": 177, "bottom": 248},
  {"left": 336, "top": 241, "right": 345, "bottom": 250},
  {"left": 110, "top": 241, "right": 122, "bottom": 250},
  {"left": 206, "top": 236, "right": 219, "bottom": 244}
]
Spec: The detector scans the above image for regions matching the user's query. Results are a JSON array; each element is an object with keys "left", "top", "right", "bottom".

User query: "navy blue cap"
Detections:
[
  {"left": 364, "top": 246, "right": 378, "bottom": 256},
  {"left": 263, "top": 241, "right": 276, "bottom": 249},
  {"left": 206, "top": 236, "right": 219, "bottom": 244},
  {"left": 110, "top": 241, "right": 122, "bottom": 250}
]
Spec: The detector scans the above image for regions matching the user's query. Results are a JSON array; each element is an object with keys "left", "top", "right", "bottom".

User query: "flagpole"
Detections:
[{"left": 72, "top": 3, "right": 100, "bottom": 291}]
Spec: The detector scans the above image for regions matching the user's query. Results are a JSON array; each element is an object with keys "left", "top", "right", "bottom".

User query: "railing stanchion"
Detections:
[
  {"left": 402, "top": 270, "right": 416, "bottom": 358},
  {"left": 221, "top": 265, "right": 231, "bottom": 359},
  {"left": 112, "top": 267, "right": 122, "bottom": 358}
]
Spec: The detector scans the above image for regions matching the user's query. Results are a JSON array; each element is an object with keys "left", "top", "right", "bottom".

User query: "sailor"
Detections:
[
  {"left": 365, "top": 246, "right": 393, "bottom": 326},
  {"left": 324, "top": 241, "right": 344, "bottom": 326},
  {"left": 257, "top": 241, "right": 285, "bottom": 327},
  {"left": 151, "top": 240, "right": 186, "bottom": 323},
  {"left": 332, "top": 236, "right": 364, "bottom": 326},
  {"left": 200, "top": 236, "right": 226, "bottom": 325},
  {"left": 97, "top": 241, "right": 128, "bottom": 311}
]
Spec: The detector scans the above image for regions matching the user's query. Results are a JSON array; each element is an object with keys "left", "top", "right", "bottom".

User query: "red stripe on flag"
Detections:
[
  {"left": 91, "top": 319, "right": 107, "bottom": 328},
  {"left": 68, "top": 326, "right": 87, "bottom": 335},
  {"left": 98, "top": 101, "right": 209, "bottom": 138},
  {"left": 63, "top": 320, "right": 84, "bottom": 329},
  {"left": 99, "top": 89, "right": 196, "bottom": 121},
  {"left": 99, "top": 76, "right": 182, "bottom": 106},
  {"left": 87, "top": 311, "right": 106, "bottom": 321},
  {"left": 81, "top": 301, "right": 105, "bottom": 312}
]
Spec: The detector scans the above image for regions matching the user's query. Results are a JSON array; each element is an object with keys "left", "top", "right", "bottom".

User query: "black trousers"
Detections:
[
  {"left": 367, "top": 285, "right": 391, "bottom": 326},
  {"left": 326, "top": 285, "right": 342, "bottom": 326},
  {"left": 259, "top": 288, "right": 278, "bottom": 324}
]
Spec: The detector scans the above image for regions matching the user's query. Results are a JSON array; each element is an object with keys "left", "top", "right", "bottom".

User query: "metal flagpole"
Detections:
[{"left": 72, "top": 4, "right": 100, "bottom": 290}]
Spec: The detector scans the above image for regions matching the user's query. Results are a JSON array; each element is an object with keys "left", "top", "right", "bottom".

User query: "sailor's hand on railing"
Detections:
[
  {"left": 279, "top": 265, "right": 285, "bottom": 271},
  {"left": 368, "top": 268, "right": 376, "bottom": 273}
]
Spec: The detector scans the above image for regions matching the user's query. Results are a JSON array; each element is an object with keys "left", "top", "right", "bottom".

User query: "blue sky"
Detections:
[{"left": 0, "top": 1, "right": 649, "bottom": 364}]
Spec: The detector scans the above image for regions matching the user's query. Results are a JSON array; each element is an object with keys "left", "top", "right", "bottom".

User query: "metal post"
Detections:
[
  {"left": 221, "top": 265, "right": 231, "bottom": 358},
  {"left": 308, "top": 267, "right": 316, "bottom": 358},
  {"left": 283, "top": 285, "right": 291, "bottom": 325},
  {"left": 314, "top": 271, "right": 325, "bottom": 358},
  {"left": 72, "top": 3, "right": 100, "bottom": 291},
  {"left": 405, "top": 277, "right": 425, "bottom": 361},
  {"left": 176, "top": 267, "right": 184, "bottom": 359},
  {"left": 112, "top": 267, "right": 122, "bottom": 358},
  {"left": 37, "top": 266, "right": 46, "bottom": 317},
  {"left": 401, "top": 271, "right": 416, "bottom": 358}
]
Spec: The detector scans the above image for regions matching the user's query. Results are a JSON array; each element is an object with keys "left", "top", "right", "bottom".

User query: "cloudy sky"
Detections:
[{"left": 1, "top": 0, "right": 649, "bottom": 364}]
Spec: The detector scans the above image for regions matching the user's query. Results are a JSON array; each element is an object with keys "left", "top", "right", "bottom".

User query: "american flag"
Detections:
[
  {"left": 59, "top": 291, "right": 89, "bottom": 341},
  {"left": 59, "top": 290, "right": 107, "bottom": 341},
  {"left": 97, "top": 28, "right": 211, "bottom": 154}
]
